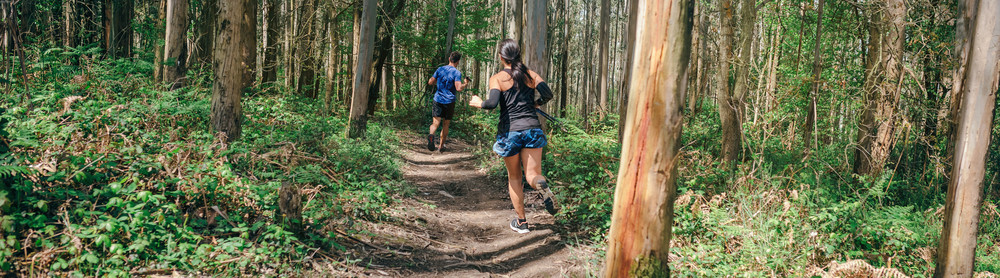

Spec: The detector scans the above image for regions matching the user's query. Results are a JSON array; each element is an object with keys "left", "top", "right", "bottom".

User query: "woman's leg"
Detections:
[
  {"left": 504, "top": 154, "right": 527, "bottom": 220},
  {"left": 521, "top": 148, "right": 545, "bottom": 188},
  {"left": 522, "top": 147, "right": 557, "bottom": 214}
]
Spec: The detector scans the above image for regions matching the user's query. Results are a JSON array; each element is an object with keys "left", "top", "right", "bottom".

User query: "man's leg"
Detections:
[
  {"left": 429, "top": 117, "right": 441, "bottom": 135},
  {"left": 428, "top": 117, "right": 441, "bottom": 151},
  {"left": 439, "top": 120, "right": 451, "bottom": 150}
]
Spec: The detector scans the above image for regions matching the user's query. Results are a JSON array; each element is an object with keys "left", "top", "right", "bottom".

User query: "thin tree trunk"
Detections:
[
  {"left": 764, "top": 1, "right": 782, "bottom": 113},
  {"left": 102, "top": 0, "right": 133, "bottom": 58},
  {"left": 297, "top": 0, "right": 317, "bottom": 98},
  {"left": 793, "top": 2, "right": 805, "bottom": 71},
  {"left": 934, "top": 0, "right": 1000, "bottom": 275},
  {"left": 263, "top": 0, "right": 280, "bottom": 84},
  {"left": 196, "top": 0, "right": 217, "bottom": 65},
  {"left": 347, "top": 0, "right": 377, "bottom": 138},
  {"left": 618, "top": 0, "right": 638, "bottom": 140},
  {"left": 444, "top": 0, "right": 457, "bottom": 61},
  {"left": 603, "top": 0, "right": 693, "bottom": 276},
  {"left": 63, "top": 0, "right": 75, "bottom": 48},
  {"left": 560, "top": 0, "right": 571, "bottom": 118},
  {"left": 163, "top": 0, "right": 189, "bottom": 90},
  {"left": 211, "top": 0, "right": 257, "bottom": 142},
  {"left": 153, "top": 0, "right": 165, "bottom": 80},
  {"left": 732, "top": 0, "right": 756, "bottom": 124},
  {"left": 596, "top": 0, "right": 611, "bottom": 120},
  {"left": 804, "top": 0, "right": 825, "bottom": 149},
  {"left": 687, "top": 0, "right": 701, "bottom": 113},
  {"left": 324, "top": 13, "right": 337, "bottom": 113}
]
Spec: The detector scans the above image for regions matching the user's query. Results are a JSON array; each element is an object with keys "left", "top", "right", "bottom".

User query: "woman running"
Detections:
[{"left": 469, "top": 39, "right": 557, "bottom": 234}]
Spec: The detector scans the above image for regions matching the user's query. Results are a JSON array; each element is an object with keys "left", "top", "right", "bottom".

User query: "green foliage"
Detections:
[{"left": 1, "top": 49, "right": 403, "bottom": 276}]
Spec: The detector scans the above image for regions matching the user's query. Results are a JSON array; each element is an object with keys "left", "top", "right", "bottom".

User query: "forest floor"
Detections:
[{"left": 332, "top": 132, "right": 594, "bottom": 277}]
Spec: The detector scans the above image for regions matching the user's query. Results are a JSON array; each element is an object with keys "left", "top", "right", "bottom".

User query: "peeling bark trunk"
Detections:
[
  {"left": 347, "top": 0, "right": 377, "bottom": 138},
  {"left": 934, "top": 0, "right": 1000, "bottom": 275},
  {"left": 603, "top": 0, "right": 693, "bottom": 276}
]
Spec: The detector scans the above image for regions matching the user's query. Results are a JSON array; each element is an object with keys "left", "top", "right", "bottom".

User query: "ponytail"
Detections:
[
  {"left": 509, "top": 60, "right": 533, "bottom": 90},
  {"left": 497, "top": 39, "right": 534, "bottom": 90}
]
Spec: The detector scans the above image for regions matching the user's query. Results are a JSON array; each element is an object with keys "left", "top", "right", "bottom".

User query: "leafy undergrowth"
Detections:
[
  {"left": 452, "top": 100, "right": 1000, "bottom": 277},
  {"left": 1, "top": 53, "right": 404, "bottom": 276}
]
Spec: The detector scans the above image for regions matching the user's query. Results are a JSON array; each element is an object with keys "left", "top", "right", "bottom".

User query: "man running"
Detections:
[{"left": 427, "top": 51, "right": 468, "bottom": 152}]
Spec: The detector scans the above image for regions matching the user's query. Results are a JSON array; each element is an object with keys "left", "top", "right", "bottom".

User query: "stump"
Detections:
[{"left": 278, "top": 181, "right": 303, "bottom": 234}]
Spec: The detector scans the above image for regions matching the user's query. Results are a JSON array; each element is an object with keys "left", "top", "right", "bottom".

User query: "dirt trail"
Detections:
[{"left": 345, "top": 133, "right": 589, "bottom": 277}]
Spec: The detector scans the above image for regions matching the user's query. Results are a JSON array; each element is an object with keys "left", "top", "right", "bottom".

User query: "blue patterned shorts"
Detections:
[{"left": 493, "top": 128, "right": 547, "bottom": 157}]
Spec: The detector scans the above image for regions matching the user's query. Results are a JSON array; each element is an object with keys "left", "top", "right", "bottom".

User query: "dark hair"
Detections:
[
  {"left": 449, "top": 51, "right": 462, "bottom": 63},
  {"left": 497, "top": 39, "right": 532, "bottom": 89}
]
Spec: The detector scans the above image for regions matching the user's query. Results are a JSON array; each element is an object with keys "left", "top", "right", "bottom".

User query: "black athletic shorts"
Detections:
[{"left": 432, "top": 101, "right": 456, "bottom": 120}]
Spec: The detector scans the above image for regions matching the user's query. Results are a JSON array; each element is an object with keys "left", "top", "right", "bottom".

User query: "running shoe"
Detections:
[
  {"left": 539, "top": 180, "right": 558, "bottom": 215},
  {"left": 510, "top": 218, "right": 529, "bottom": 234},
  {"left": 427, "top": 134, "right": 437, "bottom": 151}
]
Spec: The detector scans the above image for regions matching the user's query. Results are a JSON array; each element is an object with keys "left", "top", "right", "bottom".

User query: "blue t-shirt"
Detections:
[{"left": 433, "top": 65, "right": 462, "bottom": 104}]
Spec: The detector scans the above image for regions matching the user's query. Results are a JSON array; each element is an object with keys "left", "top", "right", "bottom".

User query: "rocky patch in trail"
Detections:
[{"left": 339, "top": 133, "right": 591, "bottom": 277}]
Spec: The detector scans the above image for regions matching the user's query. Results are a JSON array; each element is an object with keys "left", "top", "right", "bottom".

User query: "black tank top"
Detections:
[{"left": 496, "top": 69, "right": 541, "bottom": 135}]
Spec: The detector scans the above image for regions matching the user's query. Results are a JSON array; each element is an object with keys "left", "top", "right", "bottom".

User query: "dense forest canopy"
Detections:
[{"left": 1, "top": 0, "right": 999, "bottom": 276}]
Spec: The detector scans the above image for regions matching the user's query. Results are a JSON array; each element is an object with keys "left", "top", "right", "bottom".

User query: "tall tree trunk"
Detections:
[
  {"left": 347, "top": 0, "right": 377, "bottom": 138},
  {"left": 444, "top": 0, "right": 457, "bottom": 61},
  {"left": 509, "top": 0, "right": 523, "bottom": 44},
  {"left": 732, "top": 0, "right": 756, "bottom": 126},
  {"left": 211, "top": 0, "right": 257, "bottom": 142},
  {"left": 523, "top": 0, "right": 547, "bottom": 128},
  {"left": 717, "top": 0, "right": 740, "bottom": 162},
  {"left": 153, "top": 0, "right": 165, "bottom": 81},
  {"left": 283, "top": 0, "right": 294, "bottom": 88},
  {"left": 804, "top": 0, "right": 825, "bottom": 149},
  {"left": 297, "top": 0, "right": 317, "bottom": 98},
  {"left": 618, "top": 0, "right": 638, "bottom": 141},
  {"left": 793, "top": 2, "right": 805, "bottom": 71},
  {"left": 196, "top": 0, "right": 217, "bottom": 65},
  {"left": 348, "top": 1, "right": 360, "bottom": 106},
  {"left": 854, "top": 0, "right": 906, "bottom": 176},
  {"left": 163, "top": 0, "right": 189, "bottom": 90},
  {"left": 688, "top": 1, "right": 708, "bottom": 114},
  {"left": 103, "top": 0, "right": 133, "bottom": 58},
  {"left": 603, "top": 0, "right": 693, "bottom": 276},
  {"left": 523, "top": 0, "right": 547, "bottom": 77},
  {"left": 324, "top": 15, "right": 338, "bottom": 112},
  {"left": 367, "top": 0, "right": 405, "bottom": 115},
  {"left": 596, "top": 0, "right": 611, "bottom": 120},
  {"left": 63, "top": 0, "right": 75, "bottom": 48},
  {"left": 559, "top": 0, "right": 571, "bottom": 118},
  {"left": 686, "top": 0, "right": 701, "bottom": 113},
  {"left": 934, "top": 0, "right": 1000, "bottom": 275},
  {"left": 262, "top": 0, "right": 280, "bottom": 84},
  {"left": 764, "top": 1, "right": 782, "bottom": 113},
  {"left": 944, "top": 0, "right": 978, "bottom": 182}
]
